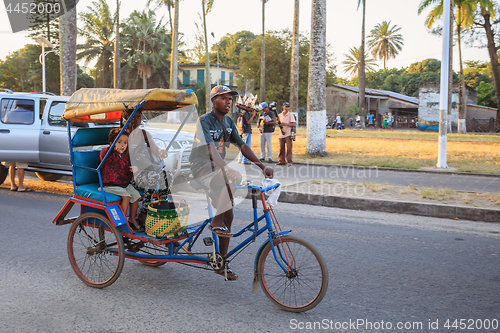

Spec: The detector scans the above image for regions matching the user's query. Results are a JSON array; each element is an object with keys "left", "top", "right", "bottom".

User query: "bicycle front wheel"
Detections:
[
  {"left": 67, "top": 212, "right": 125, "bottom": 288},
  {"left": 257, "top": 235, "right": 328, "bottom": 312}
]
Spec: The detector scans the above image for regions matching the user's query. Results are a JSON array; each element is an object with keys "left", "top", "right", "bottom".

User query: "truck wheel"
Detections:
[
  {"left": 0, "top": 164, "right": 7, "bottom": 185},
  {"left": 35, "top": 172, "right": 63, "bottom": 182}
]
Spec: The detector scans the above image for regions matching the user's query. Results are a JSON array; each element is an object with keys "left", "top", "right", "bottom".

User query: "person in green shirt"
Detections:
[{"left": 190, "top": 85, "right": 273, "bottom": 280}]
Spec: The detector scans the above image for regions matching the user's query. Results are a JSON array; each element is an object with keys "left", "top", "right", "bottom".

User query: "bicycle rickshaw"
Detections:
[{"left": 53, "top": 88, "right": 328, "bottom": 312}]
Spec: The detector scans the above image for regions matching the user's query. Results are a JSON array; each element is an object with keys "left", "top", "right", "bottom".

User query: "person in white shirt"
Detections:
[
  {"left": 335, "top": 113, "right": 342, "bottom": 130},
  {"left": 276, "top": 102, "right": 296, "bottom": 166},
  {"left": 355, "top": 113, "right": 362, "bottom": 130}
]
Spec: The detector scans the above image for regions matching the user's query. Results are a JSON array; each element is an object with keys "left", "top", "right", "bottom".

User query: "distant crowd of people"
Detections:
[
  {"left": 327, "top": 112, "right": 418, "bottom": 130},
  {"left": 236, "top": 100, "right": 296, "bottom": 167}
]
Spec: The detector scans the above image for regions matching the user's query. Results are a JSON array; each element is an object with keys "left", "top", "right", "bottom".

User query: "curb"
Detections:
[
  {"left": 277, "top": 190, "right": 500, "bottom": 223},
  {"left": 289, "top": 162, "right": 500, "bottom": 178}
]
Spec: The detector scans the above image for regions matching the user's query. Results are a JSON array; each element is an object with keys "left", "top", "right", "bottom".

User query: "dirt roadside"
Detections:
[{"left": 2, "top": 176, "right": 499, "bottom": 212}]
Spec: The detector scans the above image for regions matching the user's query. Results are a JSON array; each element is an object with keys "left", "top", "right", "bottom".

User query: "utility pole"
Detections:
[{"left": 437, "top": 0, "right": 452, "bottom": 168}]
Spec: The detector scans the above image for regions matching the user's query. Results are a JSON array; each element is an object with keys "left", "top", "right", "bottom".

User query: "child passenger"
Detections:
[{"left": 100, "top": 128, "right": 143, "bottom": 232}]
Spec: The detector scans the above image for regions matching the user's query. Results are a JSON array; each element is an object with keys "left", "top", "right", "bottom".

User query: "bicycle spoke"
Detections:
[
  {"left": 68, "top": 213, "right": 124, "bottom": 288},
  {"left": 257, "top": 236, "right": 328, "bottom": 312}
]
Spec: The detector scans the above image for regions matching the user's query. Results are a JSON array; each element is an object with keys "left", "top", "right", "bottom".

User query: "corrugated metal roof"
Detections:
[
  {"left": 467, "top": 103, "right": 497, "bottom": 111},
  {"left": 179, "top": 62, "right": 240, "bottom": 70},
  {"left": 333, "top": 84, "right": 419, "bottom": 105}
]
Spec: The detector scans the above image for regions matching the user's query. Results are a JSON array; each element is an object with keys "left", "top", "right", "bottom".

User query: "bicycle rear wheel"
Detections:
[
  {"left": 257, "top": 235, "right": 328, "bottom": 312},
  {"left": 67, "top": 212, "right": 125, "bottom": 288}
]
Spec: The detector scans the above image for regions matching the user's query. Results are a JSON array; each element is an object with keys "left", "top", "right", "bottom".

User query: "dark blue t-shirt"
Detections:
[{"left": 189, "top": 111, "right": 245, "bottom": 176}]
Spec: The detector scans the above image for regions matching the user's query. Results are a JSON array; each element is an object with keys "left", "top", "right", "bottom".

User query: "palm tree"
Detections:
[
  {"left": 357, "top": 0, "right": 366, "bottom": 122},
  {"left": 147, "top": 0, "right": 175, "bottom": 32},
  {"left": 114, "top": 0, "right": 120, "bottom": 89},
  {"left": 202, "top": 0, "right": 214, "bottom": 112},
  {"left": 170, "top": 0, "right": 180, "bottom": 89},
  {"left": 290, "top": 0, "right": 300, "bottom": 117},
  {"left": 418, "top": 0, "right": 491, "bottom": 133},
  {"left": 306, "top": 0, "right": 327, "bottom": 157},
  {"left": 77, "top": 0, "right": 115, "bottom": 88},
  {"left": 342, "top": 46, "right": 378, "bottom": 77},
  {"left": 121, "top": 10, "right": 171, "bottom": 89},
  {"left": 367, "top": 20, "right": 404, "bottom": 69},
  {"left": 261, "top": 0, "right": 269, "bottom": 102},
  {"left": 147, "top": 0, "right": 182, "bottom": 89},
  {"left": 59, "top": 0, "right": 77, "bottom": 95}
]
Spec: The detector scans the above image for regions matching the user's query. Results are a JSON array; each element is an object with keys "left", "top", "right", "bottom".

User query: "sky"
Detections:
[{"left": 0, "top": 0, "right": 491, "bottom": 79}]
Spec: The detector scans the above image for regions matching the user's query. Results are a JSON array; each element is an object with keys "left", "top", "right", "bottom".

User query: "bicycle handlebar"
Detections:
[{"left": 234, "top": 181, "right": 280, "bottom": 193}]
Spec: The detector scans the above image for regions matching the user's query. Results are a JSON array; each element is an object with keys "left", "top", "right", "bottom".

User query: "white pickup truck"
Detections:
[{"left": 0, "top": 89, "right": 193, "bottom": 186}]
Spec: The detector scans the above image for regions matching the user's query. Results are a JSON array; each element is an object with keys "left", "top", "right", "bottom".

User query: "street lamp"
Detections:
[
  {"left": 33, "top": 36, "right": 54, "bottom": 93},
  {"left": 211, "top": 32, "right": 219, "bottom": 86}
]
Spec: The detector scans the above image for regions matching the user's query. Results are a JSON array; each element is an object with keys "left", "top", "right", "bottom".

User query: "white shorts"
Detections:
[
  {"left": 4, "top": 162, "right": 28, "bottom": 169},
  {"left": 100, "top": 184, "right": 142, "bottom": 203}
]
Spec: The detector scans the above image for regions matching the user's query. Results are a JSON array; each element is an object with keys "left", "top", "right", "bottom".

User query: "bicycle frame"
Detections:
[{"left": 121, "top": 182, "right": 291, "bottom": 275}]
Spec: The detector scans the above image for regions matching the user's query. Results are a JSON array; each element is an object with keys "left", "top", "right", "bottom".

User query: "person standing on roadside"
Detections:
[
  {"left": 6, "top": 162, "right": 33, "bottom": 192},
  {"left": 335, "top": 113, "right": 342, "bottom": 130},
  {"left": 257, "top": 102, "right": 276, "bottom": 162},
  {"left": 276, "top": 102, "right": 296, "bottom": 167},
  {"left": 237, "top": 105, "right": 257, "bottom": 164},
  {"left": 367, "top": 113, "right": 374, "bottom": 128}
]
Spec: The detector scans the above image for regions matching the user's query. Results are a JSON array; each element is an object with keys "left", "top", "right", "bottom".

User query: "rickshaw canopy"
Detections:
[{"left": 62, "top": 88, "right": 198, "bottom": 123}]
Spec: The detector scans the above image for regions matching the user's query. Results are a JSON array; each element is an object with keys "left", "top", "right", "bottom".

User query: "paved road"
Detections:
[{"left": 1, "top": 189, "right": 500, "bottom": 332}]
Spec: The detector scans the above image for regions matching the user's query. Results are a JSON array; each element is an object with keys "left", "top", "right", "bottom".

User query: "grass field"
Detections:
[
  {"left": 150, "top": 123, "right": 500, "bottom": 175},
  {"left": 291, "top": 128, "right": 500, "bottom": 174}
]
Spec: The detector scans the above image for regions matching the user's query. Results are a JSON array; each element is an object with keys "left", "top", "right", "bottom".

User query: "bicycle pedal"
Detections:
[{"left": 203, "top": 237, "right": 213, "bottom": 246}]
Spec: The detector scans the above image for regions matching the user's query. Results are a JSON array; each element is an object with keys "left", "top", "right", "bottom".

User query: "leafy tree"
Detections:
[
  {"left": 407, "top": 57, "right": 441, "bottom": 73},
  {"left": 0, "top": 44, "right": 60, "bottom": 93},
  {"left": 346, "top": 58, "right": 458, "bottom": 97},
  {"left": 77, "top": 65, "right": 95, "bottom": 89},
  {"left": 464, "top": 60, "right": 492, "bottom": 88},
  {"left": 477, "top": 80, "right": 497, "bottom": 107},
  {"left": 342, "top": 46, "right": 378, "bottom": 77},
  {"left": 238, "top": 29, "right": 328, "bottom": 107},
  {"left": 121, "top": 9, "right": 171, "bottom": 89},
  {"left": 77, "top": 0, "right": 116, "bottom": 88},
  {"left": 0, "top": 44, "right": 92, "bottom": 94},
  {"left": 367, "top": 20, "right": 404, "bottom": 69},
  {"left": 209, "top": 31, "right": 256, "bottom": 66}
]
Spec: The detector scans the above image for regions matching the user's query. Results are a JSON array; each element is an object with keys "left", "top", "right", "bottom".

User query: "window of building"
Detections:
[
  {"left": 183, "top": 69, "right": 190, "bottom": 85},
  {"left": 221, "top": 71, "right": 226, "bottom": 85},
  {"left": 229, "top": 72, "right": 234, "bottom": 86},
  {"left": 197, "top": 69, "right": 204, "bottom": 84}
]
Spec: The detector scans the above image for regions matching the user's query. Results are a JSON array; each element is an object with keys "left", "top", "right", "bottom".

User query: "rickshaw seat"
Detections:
[
  {"left": 76, "top": 183, "right": 121, "bottom": 203},
  {"left": 72, "top": 149, "right": 144, "bottom": 204},
  {"left": 72, "top": 127, "right": 112, "bottom": 147},
  {"left": 73, "top": 150, "right": 101, "bottom": 186}
]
